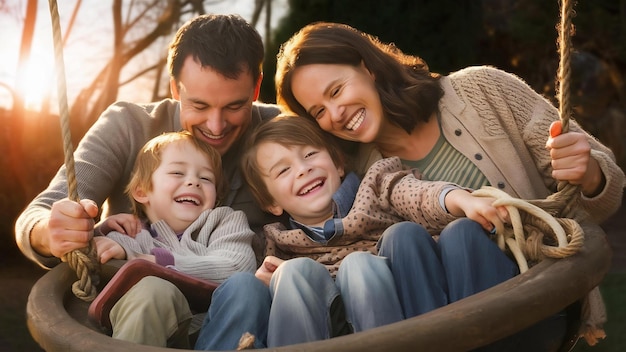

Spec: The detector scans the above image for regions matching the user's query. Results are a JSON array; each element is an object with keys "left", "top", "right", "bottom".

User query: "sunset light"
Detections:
[{"left": 17, "top": 55, "right": 54, "bottom": 111}]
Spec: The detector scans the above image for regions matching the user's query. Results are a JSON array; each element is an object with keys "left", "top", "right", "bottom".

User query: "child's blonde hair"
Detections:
[
  {"left": 126, "top": 131, "right": 224, "bottom": 218},
  {"left": 241, "top": 115, "right": 345, "bottom": 211}
]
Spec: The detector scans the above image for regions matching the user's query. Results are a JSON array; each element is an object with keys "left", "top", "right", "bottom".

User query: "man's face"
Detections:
[{"left": 173, "top": 56, "right": 260, "bottom": 156}]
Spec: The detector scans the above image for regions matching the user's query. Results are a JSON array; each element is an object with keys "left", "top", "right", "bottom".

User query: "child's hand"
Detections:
[
  {"left": 445, "top": 189, "right": 509, "bottom": 233},
  {"left": 130, "top": 253, "right": 156, "bottom": 263},
  {"left": 255, "top": 255, "right": 284, "bottom": 286},
  {"left": 95, "top": 213, "right": 142, "bottom": 237},
  {"left": 93, "top": 236, "right": 127, "bottom": 263}
]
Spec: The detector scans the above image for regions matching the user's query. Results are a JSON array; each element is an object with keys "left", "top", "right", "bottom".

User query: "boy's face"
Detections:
[
  {"left": 256, "top": 141, "right": 344, "bottom": 227},
  {"left": 133, "top": 141, "right": 217, "bottom": 233}
]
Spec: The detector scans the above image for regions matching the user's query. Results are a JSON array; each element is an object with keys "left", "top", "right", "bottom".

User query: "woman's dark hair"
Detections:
[{"left": 276, "top": 22, "right": 443, "bottom": 134}]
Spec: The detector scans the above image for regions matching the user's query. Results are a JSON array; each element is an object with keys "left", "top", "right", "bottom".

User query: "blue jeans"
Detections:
[
  {"left": 438, "top": 219, "right": 567, "bottom": 351},
  {"left": 375, "top": 221, "right": 449, "bottom": 316},
  {"left": 336, "top": 252, "right": 404, "bottom": 331},
  {"left": 437, "top": 218, "right": 520, "bottom": 302},
  {"left": 339, "top": 219, "right": 518, "bottom": 318},
  {"left": 194, "top": 259, "right": 350, "bottom": 350},
  {"left": 349, "top": 219, "right": 565, "bottom": 350},
  {"left": 196, "top": 219, "right": 564, "bottom": 350},
  {"left": 267, "top": 257, "right": 349, "bottom": 346},
  {"left": 194, "top": 272, "right": 270, "bottom": 350}
]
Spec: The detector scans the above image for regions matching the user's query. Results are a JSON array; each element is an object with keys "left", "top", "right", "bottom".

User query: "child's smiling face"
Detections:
[
  {"left": 133, "top": 140, "right": 217, "bottom": 233},
  {"left": 256, "top": 142, "right": 344, "bottom": 227}
]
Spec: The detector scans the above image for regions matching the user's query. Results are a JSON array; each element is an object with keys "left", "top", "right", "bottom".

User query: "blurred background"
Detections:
[{"left": 0, "top": 0, "right": 624, "bottom": 351}]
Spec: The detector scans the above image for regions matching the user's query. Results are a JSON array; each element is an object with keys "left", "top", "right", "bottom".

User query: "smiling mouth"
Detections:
[
  {"left": 199, "top": 129, "right": 226, "bottom": 140},
  {"left": 298, "top": 179, "right": 324, "bottom": 196},
  {"left": 346, "top": 109, "right": 364, "bottom": 131},
  {"left": 175, "top": 196, "right": 200, "bottom": 206}
]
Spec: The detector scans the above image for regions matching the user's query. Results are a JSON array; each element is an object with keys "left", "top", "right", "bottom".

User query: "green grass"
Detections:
[{"left": 573, "top": 272, "right": 626, "bottom": 351}]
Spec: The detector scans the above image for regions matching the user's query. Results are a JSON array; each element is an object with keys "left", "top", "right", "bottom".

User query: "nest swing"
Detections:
[{"left": 26, "top": 0, "right": 612, "bottom": 351}]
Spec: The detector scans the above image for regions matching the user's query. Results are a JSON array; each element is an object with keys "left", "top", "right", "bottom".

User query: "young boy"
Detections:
[
  {"left": 194, "top": 116, "right": 515, "bottom": 349},
  {"left": 94, "top": 131, "right": 256, "bottom": 347}
]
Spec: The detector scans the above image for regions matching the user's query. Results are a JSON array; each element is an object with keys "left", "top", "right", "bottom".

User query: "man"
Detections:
[{"left": 15, "top": 14, "right": 283, "bottom": 348}]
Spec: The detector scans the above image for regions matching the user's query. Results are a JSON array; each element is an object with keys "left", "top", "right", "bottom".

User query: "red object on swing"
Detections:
[{"left": 87, "top": 259, "right": 220, "bottom": 330}]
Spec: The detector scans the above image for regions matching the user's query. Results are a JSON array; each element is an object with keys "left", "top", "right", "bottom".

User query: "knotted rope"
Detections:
[
  {"left": 472, "top": 187, "right": 584, "bottom": 273},
  {"left": 48, "top": 0, "right": 100, "bottom": 302},
  {"left": 472, "top": 0, "right": 607, "bottom": 346},
  {"left": 471, "top": 0, "right": 582, "bottom": 273}
]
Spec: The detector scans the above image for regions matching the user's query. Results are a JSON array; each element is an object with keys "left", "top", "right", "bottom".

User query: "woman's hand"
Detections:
[{"left": 547, "top": 120, "right": 605, "bottom": 196}]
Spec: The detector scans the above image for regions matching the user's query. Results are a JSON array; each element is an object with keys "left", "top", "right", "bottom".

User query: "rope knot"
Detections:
[
  {"left": 471, "top": 186, "right": 584, "bottom": 273},
  {"left": 61, "top": 240, "right": 101, "bottom": 302}
]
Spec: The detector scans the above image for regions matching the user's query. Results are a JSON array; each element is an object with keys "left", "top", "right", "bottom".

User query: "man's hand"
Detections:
[
  {"left": 33, "top": 198, "right": 99, "bottom": 258},
  {"left": 255, "top": 255, "right": 284, "bottom": 286}
]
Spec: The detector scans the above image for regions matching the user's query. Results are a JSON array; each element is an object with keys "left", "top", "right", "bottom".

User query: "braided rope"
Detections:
[
  {"left": 555, "top": 0, "right": 580, "bottom": 198},
  {"left": 476, "top": 3, "right": 607, "bottom": 345},
  {"left": 557, "top": 0, "right": 574, "bottom": 133},
  {"left": 48, "top": 0, "right": 100, "bottom": 302},
  {"left": 472, "top": 187, "right": 584, "bottom": 273},
  {"left": 554, "top": 3, "right": 607, "bottom": 345},
  {"left": 469, "top": 0, "right": 585, "bottom": 274}
]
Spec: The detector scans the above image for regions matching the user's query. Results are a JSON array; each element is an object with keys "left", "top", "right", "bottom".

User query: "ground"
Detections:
[{"left": 0, "top": 200, "right": 624, "bottom": 352}]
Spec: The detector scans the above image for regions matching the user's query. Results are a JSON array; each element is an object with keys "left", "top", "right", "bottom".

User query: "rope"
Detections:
[
  {"left": 48, "top": 0, "right": 99, "bottom": 302},
  {"left": 555, "top": 4, "right": 608, "bottom": 343},
  {"left": 469, "top": 0, "right": 583, "bottom": 273},
  {"left": 474, "top": 2, "right": 607, "bottom": 346},
  {"left": 557, "top": 0, "right": 574, "bottom": 133},
  {"left": 472, "top": 187, "right": 584, "bottom": 273},
  {"left": 555, "top": 0, "right": 581, "bottom": 195}
]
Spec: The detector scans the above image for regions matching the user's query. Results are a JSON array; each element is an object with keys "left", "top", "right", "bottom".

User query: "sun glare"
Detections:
[{"left": 17, "top": 55, "right": 54, "bottom": 111}]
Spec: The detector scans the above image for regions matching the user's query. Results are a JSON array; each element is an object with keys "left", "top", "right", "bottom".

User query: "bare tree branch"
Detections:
[
  {"left": 265, "top": 0, "right": 272, "bottom": 46},
  {"left": 14, "top": 0, "right": 36, "bottom": 115},
  {"left": 70, "top": 0, "right": 184, "bottom": 137},
  {"left": 8, "top": 0, "right": 37, "bottom": 202},
  {"left": 120, "top": 58, "right": 166, "bottom": 87},
  {"left": 62, "top": 0, "right": 82, "bottom": 46},
  {"left": 250, "top": 0, "right": 265, "bottom": 27}
]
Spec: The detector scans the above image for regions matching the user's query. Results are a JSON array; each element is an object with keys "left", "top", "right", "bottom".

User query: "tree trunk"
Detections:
[{"left": 9, "top": 0, "right": 38, "bottom": 200}]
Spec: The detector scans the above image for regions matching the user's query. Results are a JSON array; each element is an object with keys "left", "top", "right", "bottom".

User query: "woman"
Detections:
[{"left": 274, "top": 22, "right": 625, "bottom": 350}]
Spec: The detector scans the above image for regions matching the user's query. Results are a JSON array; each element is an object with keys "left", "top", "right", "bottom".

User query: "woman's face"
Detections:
[{"left": 291, "top": 63, "right": 384, "bottom": 143}]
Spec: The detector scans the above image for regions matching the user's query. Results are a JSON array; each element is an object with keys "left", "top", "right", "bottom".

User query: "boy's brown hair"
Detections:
[
  {"left": 126, "top": 131, "right": 224, "bottom": 218},
  {"left": 241, "top": 115, "right": 345, "bottom": 211}
]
